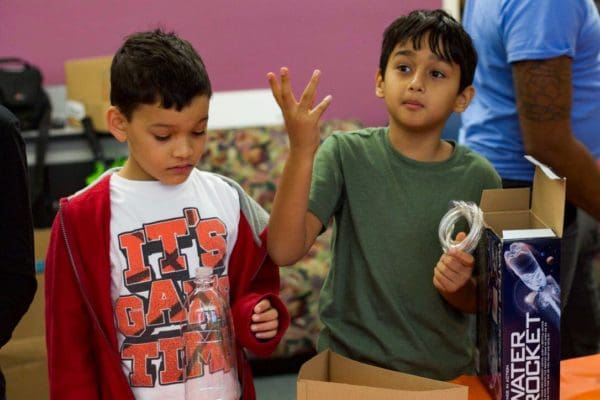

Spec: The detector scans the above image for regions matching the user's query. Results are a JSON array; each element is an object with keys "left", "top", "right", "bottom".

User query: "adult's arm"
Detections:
[
  {"left": 0, "top": 106, "right": 37, "bottom": 348},
  {"left": 513, "top": 56, "right": 600, "bottom": 220}
]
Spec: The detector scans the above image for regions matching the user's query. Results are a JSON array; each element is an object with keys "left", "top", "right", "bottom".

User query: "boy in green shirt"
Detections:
[{"left": 267, "top": 9, "right": 501, "bottom": 380}]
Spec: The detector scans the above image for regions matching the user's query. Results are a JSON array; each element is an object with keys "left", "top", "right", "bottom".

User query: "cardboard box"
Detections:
[
  {"left": 0, "top": 273, "right": 49, "bottom": 400},
  {"left": 297, "top": 350, "right": 468, "bottom": 400},
  {"left": 0, "top": 336, "right": 48, "bottom": 400},
  {"left": 65, "top": 55, "right": 112, "bottom": 132},
  {"left": 476, "top": 156, "right": 565, "bottom": 400},
  {"left": 11, "top": 273, "right": 45, "bottom": 340}
]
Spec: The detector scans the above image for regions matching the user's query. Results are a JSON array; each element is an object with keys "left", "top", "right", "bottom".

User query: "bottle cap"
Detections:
[{"left": 195, "top": 267, "right": 212, "bottom": 279}]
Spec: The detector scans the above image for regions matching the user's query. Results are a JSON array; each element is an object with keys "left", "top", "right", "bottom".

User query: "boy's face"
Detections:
[
  {"left": 108, "top": 95, "right": 210, "bottom": 185},
  {"left": 375, "top": 36, "right": 473, "bottom": 137}
]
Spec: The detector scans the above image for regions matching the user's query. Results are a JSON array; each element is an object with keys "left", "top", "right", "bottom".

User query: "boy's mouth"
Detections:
[
  {"left": 402, "top": 100, "right": 424, "bottom": 109},
  {"left": 169, "top": 164, "right": 194, "bottom": 173}
]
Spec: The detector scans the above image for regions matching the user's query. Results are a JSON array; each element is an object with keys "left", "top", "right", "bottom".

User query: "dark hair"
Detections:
[
  {"left": 110, "top": 29, "right": 212, "bottom": 120},
  {"left": 379, "top": 9, "right": 477, "bottom": 92}
]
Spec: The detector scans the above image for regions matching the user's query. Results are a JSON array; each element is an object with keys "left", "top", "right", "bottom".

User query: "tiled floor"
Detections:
[{"left": 253, "top": 373, "right": 297, "bottom": 400}]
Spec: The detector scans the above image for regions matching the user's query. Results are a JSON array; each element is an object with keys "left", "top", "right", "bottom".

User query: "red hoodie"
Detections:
[{"left": 44, "top": 173, "right": 289, "bottom": 400}]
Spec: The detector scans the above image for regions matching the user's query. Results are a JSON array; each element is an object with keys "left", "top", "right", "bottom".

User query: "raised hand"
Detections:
[{"left": 267, "top": 67, "right": 332, "bottom": 155}]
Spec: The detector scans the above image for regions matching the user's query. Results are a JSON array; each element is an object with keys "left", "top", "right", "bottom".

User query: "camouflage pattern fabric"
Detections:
[{"left": 199, "top": 119, "right": 362, "bottom": 359}]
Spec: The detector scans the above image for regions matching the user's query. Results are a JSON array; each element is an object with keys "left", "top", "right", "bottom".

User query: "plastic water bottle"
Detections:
[
  {"left": 504, "top": 242, "right": 560, "bottom": 325},
  {"left": 504, "top": 242, "right": 547, "bottom": 291},
  {"left": 182, "top": 267, "right": 241, "bottom": 400}
]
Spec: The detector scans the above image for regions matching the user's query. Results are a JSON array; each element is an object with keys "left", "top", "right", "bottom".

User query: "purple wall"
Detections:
[{"left": 0, "top": 0, "right": 440, "bottom": 127}]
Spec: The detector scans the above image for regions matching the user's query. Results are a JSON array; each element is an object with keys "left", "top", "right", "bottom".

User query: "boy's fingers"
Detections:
[
  {"left": 279, "top": 67, "right": 297, "bottom": 106},
  {"left": 442, "top": 256, "right": 473, "bottom": 281},
  {"left": 311, "top": 95, "right": 332, "bottom": 118},
  {"left": 455, "top": 231, "right": 467, "bottom": 242},
  {"left": 253, "top": 298, "right": 272, "bottom": 314},
  {"left": 435, "top": 264, "right": 464, "bottom": 292},
  {"left": 447, "top": 249, "right": 474, "bottom": 267},
  {"left": 253, "top": 300, "right": 265, "bottom": 314},
  {"left": 267, "top": 72, "right": 282, "bottom": 106},
  {"left": 252, "top": 319, "right": 278, "bottom": 333},
  {"left": 433, "top": 272, "right": 449, "bottom": 292},
  {"left": 441, "top": 255, "right": 473, "bottom": 281},
  {"left": 299, "top": 69, "right": 321, "bottom": 109},
  {"left": 253, "top": 307, "right": 278, "bottom": 323},
  {"left": 436, "top": 260, "right": 457, "bottom": 283}
]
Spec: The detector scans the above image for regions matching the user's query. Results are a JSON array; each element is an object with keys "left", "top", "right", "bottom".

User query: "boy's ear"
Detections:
[
  {"left": 107, "top": 106, "right": 128, "bottom": 142},
  {"left": 453, "top": 85, "right": 475, "bottom": 112},
  {"left": 375, "top": 69, "right": 385, "bottom": 98}
]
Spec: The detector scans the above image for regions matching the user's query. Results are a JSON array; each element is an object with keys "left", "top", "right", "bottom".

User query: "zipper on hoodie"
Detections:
[{"left": 57, "top": 205, "right": 124, "bottom": 365}]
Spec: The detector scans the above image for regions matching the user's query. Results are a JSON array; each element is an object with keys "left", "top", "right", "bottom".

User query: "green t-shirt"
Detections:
[{"left": 308, "top": 127, "right": 501, "bottom": 380}]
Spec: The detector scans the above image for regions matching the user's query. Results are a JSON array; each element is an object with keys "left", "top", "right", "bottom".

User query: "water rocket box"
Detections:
[{"left": 476, "top": 157, "right": 565, "bottom": 400}]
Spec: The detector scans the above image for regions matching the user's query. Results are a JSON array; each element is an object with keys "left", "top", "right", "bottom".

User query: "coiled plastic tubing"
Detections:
[{"left": 438, "top": 201, "right": 485, "bottom": 254}]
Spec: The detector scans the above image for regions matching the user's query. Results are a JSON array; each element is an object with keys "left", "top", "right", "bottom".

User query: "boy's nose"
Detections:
[
  {"left": 172, "top": 139, "right": 194, "bottom": 158},
  {"left": 408, "top": 72, "right": 425, "bottom": 92}
]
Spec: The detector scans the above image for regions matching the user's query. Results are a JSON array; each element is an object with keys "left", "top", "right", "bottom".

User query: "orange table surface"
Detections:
[{"left": 450, "top": 354, "right": 600, "bottom": 400}]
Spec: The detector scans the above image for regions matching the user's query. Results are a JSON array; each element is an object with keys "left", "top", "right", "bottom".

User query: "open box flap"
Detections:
[
  {"left": 480, "top": 157, "right": 565, "bottom": 237},
  {"left": 297, "top": 380, "right": 466, "bottom": 400},
  {"left": 298, "top": 350, "right": 468, "bottom": 400},
  {"left": 480, "top": 187, "right": 530, "bottom": 212},
  {"left": 328, "top": 351, "right": 463, "bottom": 391},
  {"left": 298, "top": 350, "right": 330, "bottom": 381},
  {"left": 528, "top": 156, "right": 566, "bottom": 237}
]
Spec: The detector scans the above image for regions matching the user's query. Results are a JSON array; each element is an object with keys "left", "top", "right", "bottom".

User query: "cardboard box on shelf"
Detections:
[
  {"left": 65, "top": 55, "right": 112, "bottom": 132},
  {"left": 476, "top": 156, "right": 565, "bottom": 400},
  {"left": 297, "top": 350, "right": 468, "bottom": 400}
]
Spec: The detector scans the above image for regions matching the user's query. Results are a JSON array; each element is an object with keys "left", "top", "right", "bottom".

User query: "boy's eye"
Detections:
[
  {"left": 397, "top": 64, "right": 411, "bottom": 73},
  {"left": 153, "top": 134, "right": 170, "bottom": 142},
  {"left": 192, "top": 130, "right": 206, "bottom": 137},
  {"left": 431, "top": 70, "right": 446, "bottom": 78}
]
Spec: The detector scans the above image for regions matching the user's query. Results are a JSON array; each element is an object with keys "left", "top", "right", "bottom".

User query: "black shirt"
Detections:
[{"left": 0, "top": 105, "right": 37, "bottom": 397}]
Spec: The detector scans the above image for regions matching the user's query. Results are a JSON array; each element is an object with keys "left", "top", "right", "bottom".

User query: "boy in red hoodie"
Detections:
[{"left": 44, "top": 29, "right": 289, "bottom": 400}]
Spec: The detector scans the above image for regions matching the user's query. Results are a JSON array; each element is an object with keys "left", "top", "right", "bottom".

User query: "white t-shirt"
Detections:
[{"left": 109, "top": 169, "right": 242, "bottom": 400}]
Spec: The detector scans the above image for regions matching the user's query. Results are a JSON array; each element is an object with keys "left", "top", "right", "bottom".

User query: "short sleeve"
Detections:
[
  {"left": 308, "top": 134, "right": 345, "bottom": 227},
  {"left": 500, "top": 0, "right": 584, "bottom": 62}
]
